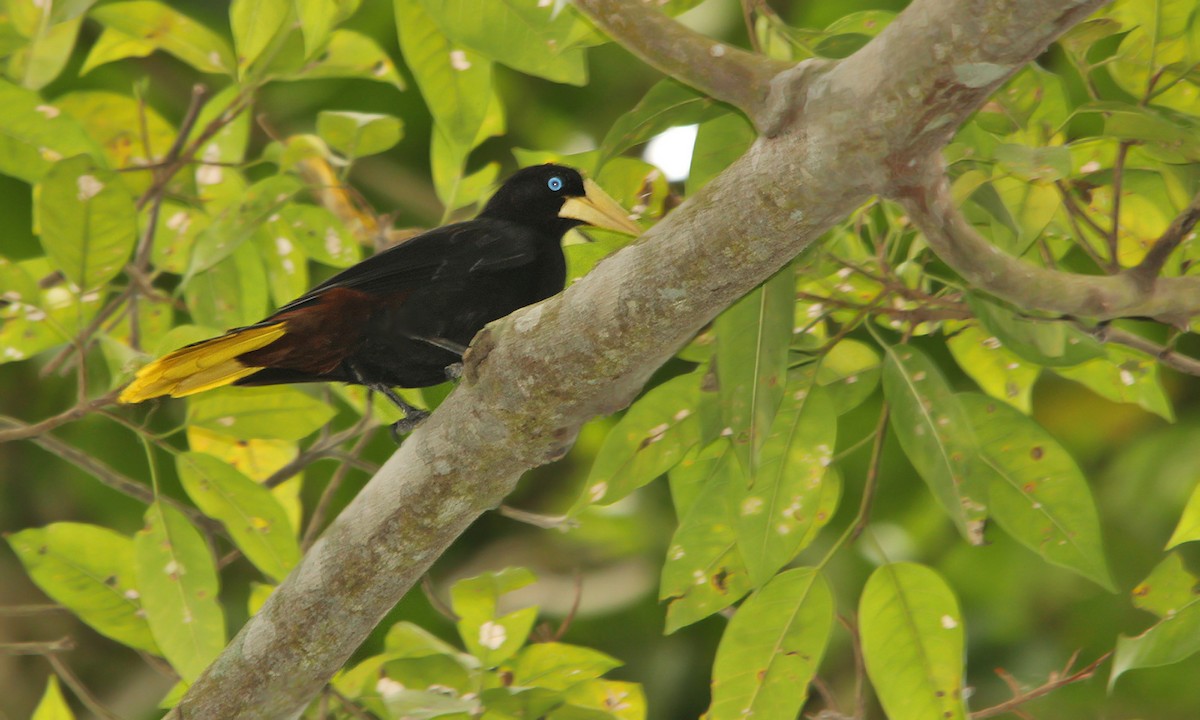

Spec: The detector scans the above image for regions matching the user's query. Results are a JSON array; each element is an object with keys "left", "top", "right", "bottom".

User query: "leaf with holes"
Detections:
[
  {"left": 860, "top": 563, "right": 968, "bottom": 720},
  {"left": 731, "top": 379, "right": 837, "bottom": 586},
  {"left": 176, "top": 452, "right": 300, "bottom": 582},
  {"left": 882, "top": 344, "right": 987, "bottom": 544},
  {"left": 134, "top": 502, "right": 226, "bottom": 682},
  {"left": 7, "top": 523, "right": 158, "bottom": 653},
  {"left": 716, "top": 266, "right": 795, "bottom": 484},
  {"left": 36, "top": 155, "right": 136, "bottom": 291},
  {"left": 662, "top": 444, "right": 753, "bottom": 633},
  {"left": 709, "top": 567, "right": 833, "bottom": 720},
  {"left": 961, "top": 393, "right": 1113, "bottom": 590},
  {"left": 572, "top": 371, "right": 702, "bottom": 514}
]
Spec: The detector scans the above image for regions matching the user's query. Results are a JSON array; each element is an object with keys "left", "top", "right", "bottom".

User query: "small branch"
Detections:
[
  {"left": 0, "top": 391, "right": 119, "bottom": 443},
  {"left": 898, "top": 156, "right": 1200, "bottom": 326},
  {"left": 496, "top": 504, "right": 576, "bottom": 530},
  {"left": 14, "top": 428, "right": 222, "bottom": 535},
  {"left": 0, "top": 637, "right": 74, "bottom": 655},
  {"left": 1094, "top": 324, "right": 1200, "bottom": 377},
  {"left": 302, "top": 429, "right": 376, "bottom": 551},
  {"left": 971, "top": 651, "right": 1110, "bottom": 719},
  {"left": 263, "top": 415, "right": 376, "bottom": 489},
  {"left": 848, "top": 402, "right": 889, "bottom": 543},
  {"left": 0, "top": 604, "right": 67, "bottom": 617},
  {"left": 572, "top": 0, "right": 791, "bottom": 133},
  {"left": 46, "top": 653, "right": 124, "bottom": 720},
  {"left": 1106, "top": 142, "right": 1131, "bottom": 270},
  {"left": 1128, "top": 188, "right": 1200, "bottom": 285}
]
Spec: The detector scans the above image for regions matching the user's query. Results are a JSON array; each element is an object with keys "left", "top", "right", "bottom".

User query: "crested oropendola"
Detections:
[{"left": 119, "top": 164, "right": 641, "bottom": 432}]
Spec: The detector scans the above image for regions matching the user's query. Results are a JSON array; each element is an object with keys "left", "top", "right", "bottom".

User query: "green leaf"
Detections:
[
  {"left": 882, "top": 344, "right": 987, "bottom": 544},
  {"left": 598, "top": 79, "right": 722, "bottom": 168},
  {"left": 55, "top": 90, "right": 178, "bottom": 196},
  {"left": 811, "top": 338, "right": 882, "bottom": 414},
  {"left": 134, "top": 502, "right": 226, "bottom": 682},
  {"left": 946, "top": 322, "right": 1040, "bottom": 413},
  {"left": 7, "top": 523, "right": 158, "bottom": 653},
  {"left": 230, "top": 0, "right": 291, "bottom": 72},
  {"left": 395, "top": 0, "right": 492, "bottom": 149},
  {"left": 183, "top": 241, "right": 269, "bottom": 328},
  {"left": 1112, "top": 592, "right": 1200, "bottom": 688},
  {"left": 708, "top": 567, "right": 833, "bottom": 720},
  {"left": 571, "top": 372, "right": 702, "bottom": 513},
  {"left": 277, "top": 203, "right": 362, "bottom": 268},
  {"left": 80, "top": 27, "right": 156, "bottom": 74},
  {"left": 281, "top": 29, "right": 404, "bottom": 88},
  {"left": 716, "top": 267, "right": 795, "bottom": 482},
  {"left": 1131, "top": 553, "right": 1198, "bottom": 619},
  {"left": 730, "top": 379, "right": 837, "bottom": 586},
  {"left": 8, "top": 17, "right": 81, "bottom": 90},
  {"left": 1167, "top": 480, "right": 1200, "bottom": 549},
  {"left": 254, "top": 223, "right": 310, "bottom": 307},
  {"left": 687, "top": 111, "right": 755, "bottom": 195},
  {"left": 295, "top": 0, "right": 359, "bottom": 57},
  {"left": 176, "top": 452, "right": 301, "bottom": 582},
  {"left": 960, "top": 393, "right": 1113, "bottom": 589},
  {"left": 185, "top": 173, "right": 304, "bottom": 279},
  {"left": 318, "top": 110, "right": 404, "bottom": 160},
  {"left": 386, "top": 621, "right": 468, "bottom": 658},
  {"left": 860, "top": 563, "right": 968, "bottom": 720},
  {"left": 89, "top": 1, "right": 236, "bottom": 75},
  {"left": 1054, "top": 344, "right": 1174, "bottom": 421},
  {"left": 31, "top": 675, "right": 74, "bottom": 720},
  {"left": 36, "top": 155, "right": 137, "bottom": 290},
  {"left": 562, "top": 680, "right": 645, "bottom": 720},
  {"left": 431, "top": 125, "right": 501, "bottom": 211},
  {"left": 187, "top": 385, "right": 337, "bottom": 441},
  {"left": 513, "top": 643, "right": 622, "bottom": 691},
  {"left": 967, "top": 295, "right": 1104, "bottom": 368},
  {"left": 662, "top": 443, "right": 753, "bottom": 633},
  {"left": 418, "top": 0, "right": 588, "bottom": 85},
  {"left": 0, "top": 79, "right": 99, "bottom": 182},
  {"left": 451, "top": 567, "right": 538, "bottom": 667},
  {"left": 0, "top": 257, "right": 104, "bottom": 363}
]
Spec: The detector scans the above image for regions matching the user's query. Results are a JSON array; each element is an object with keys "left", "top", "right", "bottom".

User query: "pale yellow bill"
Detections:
[{"left": 558, "top": 178, "right": 643, "bottom": 236}]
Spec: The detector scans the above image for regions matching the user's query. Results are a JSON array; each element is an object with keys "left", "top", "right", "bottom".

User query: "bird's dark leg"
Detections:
[
  {"left": 374, "top": 384, "right": 430, "bottom": 439},
  {"left": 349, "top": 364, "right": 429, "bottom": 440}
]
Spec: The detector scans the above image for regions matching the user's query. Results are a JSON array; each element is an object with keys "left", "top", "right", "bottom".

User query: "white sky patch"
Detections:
[{"left": 643, "top": 124, "right": 698, "bottom": 182}]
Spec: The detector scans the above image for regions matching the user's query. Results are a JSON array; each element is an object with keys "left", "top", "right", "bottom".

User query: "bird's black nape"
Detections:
[{"left": 480, "top": 164, "right": 589, "bottom": 236}]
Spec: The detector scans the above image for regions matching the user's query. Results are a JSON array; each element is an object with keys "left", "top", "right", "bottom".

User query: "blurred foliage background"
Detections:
[{"left": 3, "top": 0, "right": 1200, "bottom": 719}]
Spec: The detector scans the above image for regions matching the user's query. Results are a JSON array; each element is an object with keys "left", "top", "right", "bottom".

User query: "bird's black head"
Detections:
[{"left": 481, "top": 164, "right": 641, "bottom": 238}]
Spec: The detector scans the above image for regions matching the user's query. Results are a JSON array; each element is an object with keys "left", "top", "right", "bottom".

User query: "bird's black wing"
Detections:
[{"left": 268, "top": 219, "right": 539, "bottom": 316}]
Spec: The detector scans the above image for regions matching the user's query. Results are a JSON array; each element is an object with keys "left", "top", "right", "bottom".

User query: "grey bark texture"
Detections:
[{"left": 172, "top": 1, "right": 1114, "bottom": 717}]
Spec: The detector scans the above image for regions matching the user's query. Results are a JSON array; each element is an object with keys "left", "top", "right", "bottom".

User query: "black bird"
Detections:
[{"left": 119, "top": 164, "right": 641, "bottom": 429}]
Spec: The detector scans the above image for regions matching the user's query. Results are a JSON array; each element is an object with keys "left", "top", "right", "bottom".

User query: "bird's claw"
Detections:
[
  {"left": 389, "top": 409, "right": 430, "bottom": 442},
  {"left": 444, "top": 362, "right": 464, "bottom": 380}
]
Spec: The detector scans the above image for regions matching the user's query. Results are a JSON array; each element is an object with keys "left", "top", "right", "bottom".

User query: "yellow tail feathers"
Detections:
[{"left": 119, "top": 323, "right": 288, "bottom": 403}]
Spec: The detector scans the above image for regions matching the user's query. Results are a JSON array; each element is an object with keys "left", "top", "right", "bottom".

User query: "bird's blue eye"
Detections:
[{"left": 547, "top": 176, "right": 563, "bottom": 192}]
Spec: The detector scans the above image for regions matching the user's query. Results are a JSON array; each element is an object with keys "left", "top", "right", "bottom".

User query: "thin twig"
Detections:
[
  {"left": 0, "top": 637, "right": 74, "bottom": 655},
  {"left": 14, "top": 427, "right": 222, "bottom": 535},
  {"left": 496, "top": 505, "right": 576, "bottom": 530},
  {"left": 263, "top": 415, "right": 376, "bottom": 489},
  {"left": 1128, "top": 188, "right": 1200, "bottom": 284},
  {"left": 0, "top": 392, "right": 120, "bottom": 445},
  {"left": 46, "top": 653, "right": 124, "bottom": 720},
  {"left": 420, "top": 575, "right": 459, "bottom": 622},
  {"left": 837, "top": 614, "right": 868, "bottom": 720},
  {"left": 0, "top": 604, "right": 67, "bottom": 617},
  {"left": 1107, "top": 141, "right": 1131, "bottom": 270},
  {"left": 848, "top": 402, "right": 890, "bottom": 543},
  {"left": 1093, "top": 324, "right": 1200, "bottom": 376},
  {"left": 971, "top": 651, "right": 1110, "bottom": 719},
  {"left": 327, "top": 685, "right": 379, "bottom": 720},
  {"left": 302, "top": 429, "right": 376, "bottom": 551}
]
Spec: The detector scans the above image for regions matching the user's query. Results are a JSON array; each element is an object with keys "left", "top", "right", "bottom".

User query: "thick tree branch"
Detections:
[
  {"left": 174, "top": 1, "right": 1119, "bottom": 717},
  {"left": 573, "top": 0, "right": 792, "bottom": 133}
]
